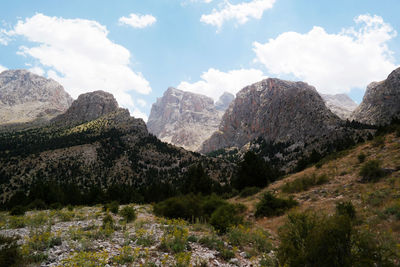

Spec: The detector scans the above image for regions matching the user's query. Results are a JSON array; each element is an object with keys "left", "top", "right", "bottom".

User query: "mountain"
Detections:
[
  {"left": 0, "top": 90, "right": 234, "bottom": 204},
  {"left": 320, "top": 93, "right": 358, "bottom": 120},
  {"left": 215, "top": 92, "right": 235, "bottom": 111},
  {"left": 52, "top": 90, "right": 119, "bottom": 125},
  {"left": 200, "top": 78, "right": 369, "bottom": 169},
  {"left": 147, "top": 88, "right": 234, "bottom": 151},
  {"left": 0, "top": 69, "right": 73, "bottom": 125},
  {"left": 351, "top": 67, "right": 400, "bottom": 125}
]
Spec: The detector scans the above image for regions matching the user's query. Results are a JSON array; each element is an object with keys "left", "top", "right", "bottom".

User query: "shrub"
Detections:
[
  {"left": 372, "top": 135, "right": 385, "bottom": 147},
  {"left": 120, "top": 206, "right": 136, "bottom": 223},
  {"left": 9, "top": 205, "right": 25, "bottom": 216},
  {"left": 255, "top": 192, "right": 298, "bottom": 218},
  {"left": 336, "top": 201, "right": 356, "bottom": 220},
  {"left": 0, "top": 235, "right": 22, "bottom": 267},
  {"left": 277, "top": 211, "right": 398, "bottom": 267},
  {"left": 239, "top": 187, "right": 260, "bottom": 198},
  {"left": 154, "top": 194, "right": 227, "bottom": 222},
  {"left": 357, "top": 153, "right": 366, "bottom": 163},
  {"left": 359, "top": 160, "right": 386, "bottom": 182},
  {"left": 50, "top": 202, "right": 63, "bottom": 210},
  {"left": 103, "top": 201, "right": 119, "bottom": 214},
  {"left": 102, "top": 214, "right": 115, "bottom": 229},
  {"left": 384, "top": 202, "right": 400, "bottom": 220},
  {"left": 281, "top": 174, "right": 328, "bottom": 193},
  {"left": 160, "top": 223, "right": 189, "bottom": 253},
  {"left": 227, "top": 225, "right": 272, "bottom": 254},
  {"left": 27, "top": 199, "right": 47, "bottom": 210},
  {"left": 210, "top": 204, "right": 243, "bottom": 234}
]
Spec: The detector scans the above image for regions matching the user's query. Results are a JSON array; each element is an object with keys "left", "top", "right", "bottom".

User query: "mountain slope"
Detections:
[
  {"left": 0, "top": 91, "right": 234, "bottom": 204},
  {"left": 147, "top": 88, "right": 234, "bottom": 151},
  {"left": 321, "top": 93, "right": 358, "bottom": 120},
  {"left": 0, "top": 69, "right": 73, "bottom": 125},
  {"left": 351, "top": 67, "right": 400, "bottom": 125}
]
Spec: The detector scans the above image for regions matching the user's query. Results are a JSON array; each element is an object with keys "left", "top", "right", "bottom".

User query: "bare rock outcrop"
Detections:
[
  {"left": 350, "top": 67, "right": 400, "bottom": 125},
  {"left": 0, "top": 69, "right": 73, "bottom": 125},
  {"left": 201, "top": 78, "right": 349, "bottom": 154},
  {"left": 147, "top": 88, "right": 234, "bottom": 151},
  {"left": 52, "top": 90, "right": 119, "bottom": 125},
  {"left": 321, "top": 93, "right": 358, "bottom": 120}
]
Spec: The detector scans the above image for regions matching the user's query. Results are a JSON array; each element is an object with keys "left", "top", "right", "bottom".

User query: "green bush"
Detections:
[
  {"left": 239, "top": 187, "right": 261, "bottom": 198},
  {"left": 0, "top": 235, "right": 22, "bottom": 267},
  {"left": 50, "top": 202, "right": 63, "bottom": 210},
  {"left": 277, "top": 211, "right": 398, "bottom": 267},
  {"left": 103, "top": 201, "right": 119, "bottom": 214},
  {"left": 120, "top": 206, "right": 136, "bottom": 223},
  {"left": 255, "top": 192, "right": 298, "bottom": 218},
  {"left": 281, "top": 174, "right": 328, "bottom": 193},
  {"left": 9, "top": 205, "right": 25, "bottom": 216},
  {"left": 359, "top": 160, "right": 386, "bottom": 182},
  {"left": 336, "top": 201, "right": 356, "bottom": 220},
  {"left": 357, "top": 153, "right": 366, "bottom": 163},
  {"left": 153, "top": 194, "right": 228, "bottom": 222},
  {"left": 27, "top": 199, "right": 47, "bottom": 210},
  {"left": 210, "top": 204, "right": 243, "bottom": 234},
  {"left": 102, "top": 214, "right": 115, "bottom": 229}
]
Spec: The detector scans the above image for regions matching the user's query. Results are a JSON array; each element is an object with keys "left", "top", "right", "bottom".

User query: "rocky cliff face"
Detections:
[
  {"left": 321, "top": 93, "right": 358, "bottom": 120},
  {"left": 350, "top": 67, "right": 400, "bottom": 125},
  {"left": 52, "top": 90, "right": 119, "bottom": 125},
  {"left": 0, "top": 69, "right": 73, "bottom": 125},
  {"left": 147, "top": 88, "right": 234, "bottom": 151},
  {"left": 201, "top": 78, "right": 345, "bottom": 154},
  {"left": 215, "top": 92, "right": 235, "bottom": 111}
]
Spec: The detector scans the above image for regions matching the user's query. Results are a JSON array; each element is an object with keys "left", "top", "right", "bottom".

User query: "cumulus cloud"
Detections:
[
  {"left": 253, "top": 14, "right": 398, "bottom": 94},
  {"left": 6, "top": 13, "right": 151, "bottom": 120},
  {"left": 201, "top": 0, "right": 275, "bottom": 29},
  {"left": 28, "top": 66, "right": 45, "bottom": 76},
  {"left": 119, "top": 13, "right": 156, "bottom": 29},
  {"left": 178, "top": 68, "right": 266, "bottom": 100},
  {"left": 0, "top": 64, "right": 7, "bottom": 73}
]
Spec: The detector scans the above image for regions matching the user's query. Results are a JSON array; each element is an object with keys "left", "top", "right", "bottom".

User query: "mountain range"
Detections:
[{"left": 0, "top": 67, "right": 399, "bottom": 205}]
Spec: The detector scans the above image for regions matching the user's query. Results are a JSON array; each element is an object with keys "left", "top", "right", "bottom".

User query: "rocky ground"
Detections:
[{"left": 0, "top": 204, "right": 272, "bottom": 266}]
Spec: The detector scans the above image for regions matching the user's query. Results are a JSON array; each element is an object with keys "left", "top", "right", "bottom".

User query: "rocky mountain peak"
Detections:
[
  {"left": 320, "top": 93, "right": 358, "bottom": 120},
  {"left": 215, "top": 92, "right": 235, "bottom": 111},
  {"left": 147, "top": 87, "right": 231, "bottom": 151},
  {"left": 52, "top": 90, "right": 119, "bottom": 124},
  {"left": 350, "top": 67, "right": 400, "bottom": 125},
  {"left": 200, "top": 78, "right": 343, "bottom": 153},
  {"left": 0, "top": 69, "right": 73, "bottom": 125}
]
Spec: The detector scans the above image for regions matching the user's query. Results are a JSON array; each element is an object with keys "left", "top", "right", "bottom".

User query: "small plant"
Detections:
[
  {"left": 359, "top": 160, "right": 386, "bottom": 182},
  {"left": 336, "top": 201, "right": 356, "bottom": 219},
  {"left": 210, "top": 204, "right": 243, "bottom": 234},
  {"left": 160, "top": 223, "right": 189, "bottom": 253},
  {"left": 103, "top": 201, "right": 119, "bottom": 214},
  {"left": 9, "top": 205, "right": 25, "bottom": 216},
  {"left": 0, "top": 235, "right": 23, "bottom": 267},
  {"left": 239, "top": 187, "right": 261, "bottom": 198},
  {"left": 255, "top": 192, "right": 298, "bottom": 218},
  {"left": 62, "top": 250, "right": 109, "bottom": 267},
  {"left": 372, "top": 135, "right": 385, "bottom": 147},
  {"left": 174, "top": 252, "right": 191, "bottom": 267},
  {"left": 8, "top": 216, "right": 26, "bottom": 229},
  {"left": 102, "top": 213, "right": 115, "bottom": 231},
  {"left": 384, "top": 201, "right": 400, "bottom": 220},
  {"left": 357, "top": 153, "right": 366, "bottom": 163},
  {"left": 227, "top": 225, "right": 272, "bottom": 254},
  {"left": 120, "top": 206, "right": 136, "bottom": 223},
  {"left": 281, "top": 174, "right": 328, "bottom": 193},
  {"left": 112, "top": 246, "right": 136, "bottom": 264}
]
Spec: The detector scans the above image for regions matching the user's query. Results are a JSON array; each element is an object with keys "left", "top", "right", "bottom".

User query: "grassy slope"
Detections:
[{"left": 233, "top": 133, "right": 400, "bottom": 242}]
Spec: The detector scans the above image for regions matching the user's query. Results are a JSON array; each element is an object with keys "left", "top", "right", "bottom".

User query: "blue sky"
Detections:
[{"left": 0, "top": 0, "right": 399, "bottom": 120}]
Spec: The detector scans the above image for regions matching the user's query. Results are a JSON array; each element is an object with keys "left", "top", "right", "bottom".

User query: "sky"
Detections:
[{"left": 0, "top": 0, "right": 399, "bottom": 121}]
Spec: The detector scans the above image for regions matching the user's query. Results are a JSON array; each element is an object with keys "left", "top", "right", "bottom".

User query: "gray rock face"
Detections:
[
  {"left": 52, "top": 90, "right": 119, "bottom": 125},
  {"left": 350, "top": 67, "right": 400, "bottom": 125},
  {"left": 201, "top": 78, "right": 344, "bottom": 153},
  {"left": 215, "top": 92, "right": 235, "bottom": 111},
  {"left": 147, "top": 88, "right": 234, "bottom": 151},
  {"left": 0, "top": 69, "right": 73, "bottom": 125},
  {"left": 321, "top": 93, "right": 358, "bottom": 120}
]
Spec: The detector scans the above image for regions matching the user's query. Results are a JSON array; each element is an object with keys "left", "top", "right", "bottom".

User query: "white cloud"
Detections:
[
  {"left": 6, "top": 13, "right": 151, "bottom": 120},
  {"left": 119, "top": 13, "right": 156, "bottom": 29},
  {"left": 28, "top": 66, "right": 45, "bottom": 76},
  {"left": 0, "top": 64, "right": 7, "bottom": 73},
  {"left": 253, "top": 14, "right": 398, "bottom": 94},
  {"left": 201, "top": 0, "right": 275, "bottom": 29},
  {"left": 177, "top": 68, "right": 266, "bottom": 100},
  {"left": 0, "top": 29, "right": 10, "bottom": 45},
  {"left": 137, "top": 98, "right": 147, "bottom": 107}
]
